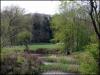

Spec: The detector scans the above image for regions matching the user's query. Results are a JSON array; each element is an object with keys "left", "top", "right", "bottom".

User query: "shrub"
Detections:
[
  {"left": 85, "top": 44, "right": 99, "bottom": 60},
  {"left": 79, "top": 44, "right": 98, "bottom": 74},
  {"left": 0, "top": 52, "right": 42, "bottom": 75},
  {"left": 17, "top": 30, "right": 32, "bottom": 51},
  {"left": 79, "top": 52, "right": 98, "bottom": 74}
]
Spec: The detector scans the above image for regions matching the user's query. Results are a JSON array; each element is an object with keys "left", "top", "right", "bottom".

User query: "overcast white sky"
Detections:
[{"left": 1, "top": 1, "right": 60, "bottom": 15}]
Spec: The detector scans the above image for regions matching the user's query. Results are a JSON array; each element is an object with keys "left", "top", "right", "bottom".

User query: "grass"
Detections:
[
  {"left": 41, "top": 54, "right": 79, "bottom": 73},
  {"left": 30, "top": 43, "right": 56, "bottom": 50},
  {"left": 1, "top": 43, "right": 80, "bottom": 73},
  {"left": 41, "top": 64, "right": 79, "bottom": 73},
  {"left": 41, "top": 63, "right": 68, "bottom": 72},
  {"left": 1, "top": 43, "right": 57, "bottom": 53},
  {"left": 42, "top": 55, "right": 79, "bottom": 64}
]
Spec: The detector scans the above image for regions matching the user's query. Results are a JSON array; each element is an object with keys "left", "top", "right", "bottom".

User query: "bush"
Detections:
[
  {"left": 85, "top": 44, "right": 99, "bottom": 60},
  {"left": 0, "top": 52, "right": 42, "bottom": 75},
  {"left": 79, "top": 44, "right": 98, "bottom": 74},
  {"left": 17, "top": 30, "right": 32, "bottom": 51}
]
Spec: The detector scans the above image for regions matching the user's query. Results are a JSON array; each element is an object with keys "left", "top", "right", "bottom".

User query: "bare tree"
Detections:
[
  {"left": 89, "top": 0, "right": 100, "bottom": 40},
  {"left": 89, "top": 0, "right": 100, "bottom": 74}
]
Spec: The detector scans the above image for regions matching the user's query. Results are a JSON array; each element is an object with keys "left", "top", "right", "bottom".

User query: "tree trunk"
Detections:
[
  {"left": 90, "top": 13, "right": 100, "bottom": 40},
  {"left": 25, "top": 44, "right": 28, "bottom": 51},
  {"left": 89, "top": 0, "right": 100, "bottom": 74},
  {"left": 24, "top": 42, "right": 29, "bottom": 52}
]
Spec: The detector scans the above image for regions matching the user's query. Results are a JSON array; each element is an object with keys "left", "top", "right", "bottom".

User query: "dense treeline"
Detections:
[
  {"left": 1, "top": 6, "right": 52, "bottom": 47},
  {"left": 31, "top": 13, "right": 52, "bottom": 43},
  {"left": 51, "top": 1, "right": 98, "bottom": 54}
]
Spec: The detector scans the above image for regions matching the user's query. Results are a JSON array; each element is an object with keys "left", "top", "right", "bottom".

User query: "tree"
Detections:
[
  {"left": 17, "top": 31, "right": 32, "bottom": 51},
  {"left": 89, "top": 0, "right": 100, "bottom": 40},
  {"left": 1, "top": 6, "right": 25, "bottom": 46},
  {"left": 1, "top": 6, "right": 52, "bottom": 47},
  {"left": 88, "top": 0, "right": 100, "bottom": 74},
  {"left": 51, "top": 1, "right": 92, "bottom": 54},
  {"left": 31, "top": 13, "right": 52, "bottom": 43}
]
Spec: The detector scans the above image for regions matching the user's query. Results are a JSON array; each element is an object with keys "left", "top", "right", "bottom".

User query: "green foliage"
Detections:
[
  {"left": 79, "top": 52, "right": 98, "bottom": 74},
  {"left": 51, "top": 14, "right": 72, "bottom": 53},
  {"left": 90, "top": 34, "right": 98, "bottom": 43},
  {"left": 85, "top": 44, "right": 99, "bottom": 60},
  {"left": 79, "top": 44, "right": 98, "bottom": 74},
  {"left": 17, "top": 31, "right": 32, "bottom": 45},
  {"left": 17, "top": 31, "right": 31, "bottom": 42},
  {"left": 1, "top": 6, "right": 52, "bottom": 47},
  {"left": 51, "top": 13, "right": 90, "bottom": 53},
  {"left": 17, "top": 30, "right": 32, "bottom": 50},
  {"left": 1, "top": 6, "right": 26, "bottom": 46},
  {"left": 51, "top": 1, "right": 95, "bottom": 54}
]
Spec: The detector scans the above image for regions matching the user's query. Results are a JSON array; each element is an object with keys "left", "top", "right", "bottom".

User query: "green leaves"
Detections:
[
  {"left": 79, "top": 44, "right": 98, "bottom": 74},
  {"left": 17, "top": 31, "right": 32, "bottom": 42},
  {"left": 51, "top": 1, "right": 95, "bottom": 53}
]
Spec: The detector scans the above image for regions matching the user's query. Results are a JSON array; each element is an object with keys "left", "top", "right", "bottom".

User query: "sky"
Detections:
[{"left": 1, "top": 1, "right": 60, "bottom": 15}]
